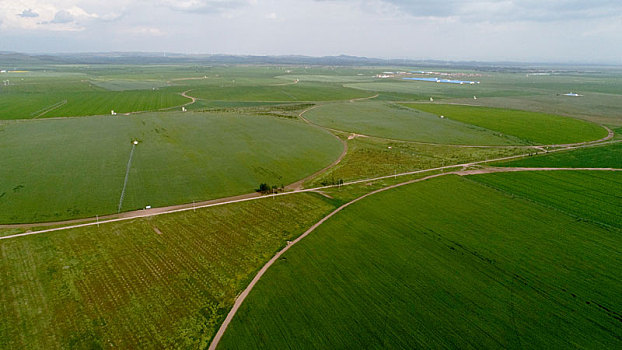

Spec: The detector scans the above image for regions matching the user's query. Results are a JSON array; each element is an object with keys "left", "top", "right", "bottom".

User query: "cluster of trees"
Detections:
[
  {"left": 256, "top": 183, "right": 284, "bottom": 195},
  {"left": 319, "top": 178, "right": 344, "bottom": 186}
]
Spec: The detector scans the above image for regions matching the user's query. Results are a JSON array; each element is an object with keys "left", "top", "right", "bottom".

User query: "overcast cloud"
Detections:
[{"left": 0, "top": 0, "right": 620, "bottom": 63}]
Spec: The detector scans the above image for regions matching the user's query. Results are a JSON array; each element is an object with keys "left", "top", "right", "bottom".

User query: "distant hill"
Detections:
[{"left": 0, "top": 52, "right": 616, "bottom": 71}]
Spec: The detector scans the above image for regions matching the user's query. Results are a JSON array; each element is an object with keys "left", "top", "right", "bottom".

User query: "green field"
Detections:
[
  {"left": 190, "top": 81, "right": 372, "bottom": 102},
  {"left": 219, "top": 173, "right": 622, "bottom": 349},
  {"left": 403, "top": 104, "right": 608, "bottom": 145},
  {"left": 89, "top": 79, "right": 172, "bottom": 91},
  {"left": 344, "top": 81, "right": 530, "bottom": 99},
  {"left": 0, "top": 112, "right": 342, "bottom": 223},
  {"left": 2, "top": 62, "right": 622, "bottom": 349},
  {"left": 303, "top": 101, "right": 526, "bottom": 145},
  {"left": 470, "top": 171, "right": 622, "bottom": 228},
  {"left": 307, "top": 134, "right": 533, "bottom": 186},
  {"left": 0, "top": 192, "right": 338, "bottom": 349},
  {"left": 497, "top": 142, "right": 622, "bottom": 168},
  {"left": 0, "top": 74, "right": 189, "bottom": 119}
]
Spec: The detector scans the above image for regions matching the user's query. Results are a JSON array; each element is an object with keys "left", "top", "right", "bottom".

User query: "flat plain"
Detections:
[
  {"left": 0, "top": 61, "right": 620, "bottom": 349},
  {"left": 219, "top": 173, "right": 622, "bottom": 349}
]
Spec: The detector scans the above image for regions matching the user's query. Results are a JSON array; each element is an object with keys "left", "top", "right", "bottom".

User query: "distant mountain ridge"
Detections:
[{"left": 0, "top": 51, "right": 616, "bottom": 71}]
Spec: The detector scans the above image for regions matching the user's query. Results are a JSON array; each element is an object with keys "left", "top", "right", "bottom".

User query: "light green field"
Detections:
[
  {"left": 275, "top": 75, "right": 374, "bottom": 83},
  {"left": 219, "top": 173, "right": 622, "bottom": 349},
  {"left": 89, "top": 79, "right": 172, "bottom": 91},
  {"left": 303, "top": 101, "right": 526, "bottom": 145},
  {"left": 308, "top": 134, "right": 533, "bottom": 186},
  {"left": 0, "top": 112, "right": 342, "bottom": 223},
  {"left": 403, "top": 104, "right": 608, "bottom": 145},
  {"left": 0, "top": 88, "right": 189, "bottom": 120},
  {"left": 0, "top": 192, "right": 338, "bottom": 349},
  {"left": 190, "top": 82, "right": 372, "bottom": 102},
  {"left": 471, "top": 171, "right": 622, "bottom": 228},
  {"left": 344, "top": 81, "right": 532, "bottom": 99},
  {"left": 497, "top": 142, "right": 622, "bottom": 169},
  {"left": 444, "top": 93, "right": 622, "bottom": 127}
]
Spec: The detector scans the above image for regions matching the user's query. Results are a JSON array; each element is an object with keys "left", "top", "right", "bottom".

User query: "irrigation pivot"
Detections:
[{"left": 117, "top": 140, "right": 139, "bottom": 213}]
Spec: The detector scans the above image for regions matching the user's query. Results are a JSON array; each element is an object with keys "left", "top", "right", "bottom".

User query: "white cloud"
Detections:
[
  {"left": 0, "top": 0, "right": 620, "bottom": 63},
  {"left": 18, "top": 9, "right": 39, "bottom": 18}
]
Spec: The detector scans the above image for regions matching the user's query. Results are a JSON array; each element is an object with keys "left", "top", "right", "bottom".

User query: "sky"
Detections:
[{"left": 0, "top": 0, "right": 621, "bottom": 63}]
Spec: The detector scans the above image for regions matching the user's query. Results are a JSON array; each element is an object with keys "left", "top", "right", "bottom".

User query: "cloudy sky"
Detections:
[{"left": 1, "top": 0, "right": 621, "bottom": 63}]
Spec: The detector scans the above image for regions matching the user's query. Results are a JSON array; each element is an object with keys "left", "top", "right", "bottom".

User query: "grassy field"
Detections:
[
  {"left": 307, "top": 133, "right": 534, "bottom": 186},
  {"left": 0, "top": 192, "right": 339, "bottom": 349},
  {"left": 0, "top": 74, "right": 189, "bottom": 119},
  {"left": 403, "top": 104, "right": 608, "bottom": 145},
  {"left": 0, "top": 112, "right": 342, "bottom": 223},
  {"left": 219, "top": 173, "right": 622, "bottom": 349},
  {"left": 471, "top": 171, "right": 622, "bottom": 228},
  {"left": 303, "top": 101, "right": 526, "bottom": 145},
  {"left": 497, "top": 142, "right": 622, "bottom": 168},
  {"left": 190, "top": 81, "right": 372, "bottom": 102}
]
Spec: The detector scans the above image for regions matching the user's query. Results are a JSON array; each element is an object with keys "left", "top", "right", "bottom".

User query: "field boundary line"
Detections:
[
  {"left": 1, "top": 136, "right": 620, "bottom": 232},
  {"left": 1, "top": 164, "right": 619, "bottom": 238}
]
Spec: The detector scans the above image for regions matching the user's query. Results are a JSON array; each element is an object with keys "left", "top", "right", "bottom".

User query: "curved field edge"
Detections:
[
  {"left": 401, "top": 103, "right": 609, "bottom": 145},
  {"left": 217, "top": 172, "right": 622, "bottom": 349},
  {"left": 0, "top": 192, "right": 339, "bottom": 349},
  {"left": 0, "top": 112, "right": 343, "bottom": 224},
  {"left": 302, "top": 101, "right": 527, "bottom": 146}
]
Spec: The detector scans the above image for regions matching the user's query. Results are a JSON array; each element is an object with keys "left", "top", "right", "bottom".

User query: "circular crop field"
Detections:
[{"left": 0, "top": 111, "right": 342, "bottom": 224}]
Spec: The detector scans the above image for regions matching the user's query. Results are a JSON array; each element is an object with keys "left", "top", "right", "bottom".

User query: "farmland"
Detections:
[
  {"left": 303, "top": 101, "right": 525, "bottom": 145},
  {"left": 0, "top": 192, "right": 338, "bottom": 349},
  {"left": 0, "top": 73, "right": 189, "bottom": 120},
  {"left": 306, "top": 133, "right": 533, "bottom": 186},
  {"left": 219, "top": 173, "right": 622, "bottom": 349},
  {"left": 497, "top": 142, "right": 622, "bottom": 168},
  {"left": 0, "top": 60, "right": 621, "bottom": 349},
  {"left": 402, "top": 104, "right": 608, "bottom": 145},
  {"left": 470, "top": 171, "right": 622, "bottom": 228},
  {"left": 0, "top": 111, "right": 342, "bottom": 223}
]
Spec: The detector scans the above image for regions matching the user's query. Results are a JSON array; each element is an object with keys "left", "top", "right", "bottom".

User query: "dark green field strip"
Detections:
[
  {"left": 0, "top": 88, "right": 188, "bottom": 119},
  {"left": 403, "top": 104, "right": 608, "bottom": 145},
  {"left": 0, "top": 112, "right": 342, "bottom": 224},
  {"left": 0, "top": 193, "right": 338, "bottom": 349},
  {"left": 497, "top": 142, "right": 622, "bottom": 168},
  {"left": 219, "top": 175, "right": 622, "bottom": 349},
  {"left": 469, "top": 171, "right": 622, "bottom": 229}
]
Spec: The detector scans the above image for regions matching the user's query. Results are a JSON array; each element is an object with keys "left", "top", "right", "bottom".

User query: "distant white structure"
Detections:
[
  {"left": 563, "top": 92, "right": 583, "bottom": 97},
  {"left": 145, "top": 205, "right": 151, "bottom": 209},
  {"left": 133, "top": 140, "right": 139, "bottom": 145},
  {"left": 473, "top": 96, "right": 477, "bottom": 100},
  {"left": 430, "top": 97, "right": 434, "bottom": 102},
  {"left": 182, "top": 106, "right": 187, "bottom": 112},
  {"left": 0, "top": 70, "right": 6, "bottom": 73},
  {"left": 440, "top": 115, "right": 445, "bottom": 119},
  {"left": 111, "top": 110, "right": 117, "bottom": 115}
]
